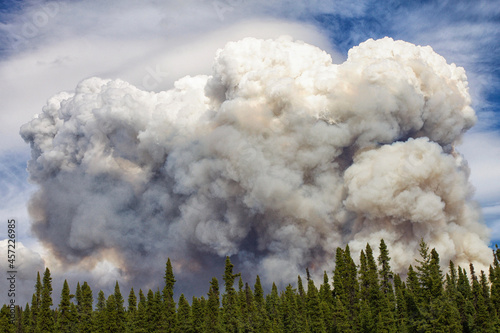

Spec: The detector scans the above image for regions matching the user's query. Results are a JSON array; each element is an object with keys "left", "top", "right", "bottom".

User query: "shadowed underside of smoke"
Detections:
[{"left": 20, "top": 36, "right": 491, "bottom": 290}]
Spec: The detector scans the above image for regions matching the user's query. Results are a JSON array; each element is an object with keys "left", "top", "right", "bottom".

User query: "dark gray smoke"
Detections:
[{"left": 20, "top": 36, "right": 491, "bottom": 291}]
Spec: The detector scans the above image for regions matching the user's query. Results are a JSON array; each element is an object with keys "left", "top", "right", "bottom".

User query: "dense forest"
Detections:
[{"left": 2, "top": 239, "right": 500, "bottom": 332}]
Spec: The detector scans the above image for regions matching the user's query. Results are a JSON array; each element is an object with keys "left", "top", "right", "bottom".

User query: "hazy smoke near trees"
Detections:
[{"left": 20, "top": 36, "right": 491, "bottom": 290}]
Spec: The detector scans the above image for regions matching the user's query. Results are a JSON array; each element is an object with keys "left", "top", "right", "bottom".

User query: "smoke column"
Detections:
[{"left": 20, "top": 36, "right": 491, "bottom": 291}]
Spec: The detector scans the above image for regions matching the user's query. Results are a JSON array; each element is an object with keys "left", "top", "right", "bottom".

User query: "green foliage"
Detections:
[
  {"left": 56, "top": 280, "right": 74, "bottom": 333},
  {"left": 37, "top": 268, "right": 54, "bottom": 333},
  {"left": 8, "top": 240, "right": 500, "bottom": 333}
]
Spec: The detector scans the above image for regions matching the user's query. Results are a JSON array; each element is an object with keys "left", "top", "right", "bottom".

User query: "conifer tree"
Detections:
[
  {"left": 280, "top": 284, "right": 298, "bottom": 333},
  {"left": 177, "top": 294, "right": 192, "bottom": 333},
  {"left": 163, "top": 258, "right": 177, "bottom": 332},
  {"left": 471, "top": 264, "right": 491, "bottom": 331},
  {"left": 319, "top": 271, "right": 334, "bottom": 331},
  {"left": 0, "top": 305, "right": 15, "bottom": 333},
  {"left": 128, "top": 287, "right": 137, "bottom": 313},
  {"left": 191, "top": 297, "right": 205, "bottom": 333},
  {"left": 23, "top": 303, "right": 32, "bottom": 333},
  {"left": 306, "top": 277, "right": 326, "bottom": 333},
  {"left": 75, "top": 282, "right": 82, "bottom": 318},
  {"left": 126, "top": 287, "right": 137, "bottom": 333},
  {"left": 393, "top": 274, "right": 408, "bottom": 333},
  {"left": 79, "top": 282, "right": 93, "bottom": 333},
  {"left": 37, "top": 268, "right": 54, "bottom": 333},
  {"left": 222, "top": 256, "right": 240, "bottom": 332},
  {"left": 113, "top": 281, "right": 126, "bottom": 332},
  {"left": 343, "top": 245, "right": 360, "bottom": 316},
  {"left": 332, "top": 297, "right": 351, "bottom": 333},
  {"left": 206, "top": 277, "right": 221, "bottom": 333},
  {"left": 134, "top": 289, "right": 147, "bottom": 333},
  {"left": 359, "top": 244, "right": 382, "bottom": 328},
  {"left": 242, "top": 282, "right": 258, "bottom": 332},
  {"left": 105, "top": 294, "right": 118, "bottom": 333},
  {"left": 56, "top": 280, "right": 73, "bottom": 333},
  {"left": 93, "top": 290, "right": 106, "bottom": 333},
  {"left": 333, "top": 247, "right": 346, "bottom": 304},
  {"left": 295, "top": 275, "right": 307, "bottom": 329},
  {"left": 253, "top": 275, "right": 270, "bottom": 332},
  {"left": 456, "top": 267, "right": 475, "bottom": 332},
  {"left": 266, "top": 283, "right": 281, "bottom": 332},
  {"left": 30, "top": 272, "right": 42, "bottom": 331},
  {"left": 490, "top": 245, "right": 500, "bottom": 317},
  {"left": 378, "top": 239, "right": 395, "bottom": 304}
]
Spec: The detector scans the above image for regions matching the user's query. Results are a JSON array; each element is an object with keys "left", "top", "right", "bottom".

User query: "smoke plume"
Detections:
[{"left": 20, "top": 36, "right": 491, "bottom": 291}]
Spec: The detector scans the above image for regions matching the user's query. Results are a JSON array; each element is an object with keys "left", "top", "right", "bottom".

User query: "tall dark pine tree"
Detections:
[
  {"left": 378, "top": 239, "right": 395, "bottom": 304},
  {"left": 30, "top": 271, "right": 42, "bottom": 332},
  {"left": 281, "top": 284, "right": 299, "bottom": 333},
  {"left": 206, "top": 277, "right": 222, "bottom": 333},
  {"left": 222, "top": 256, "right": 240, "bottom": 333},
  {"left": 93, "top": 290, "right": 107, "bottom": 333},
  {"left": 105, "top": 294, "right": 118, "bottom": 333},
  {"left": 307, "top": 276, "right": 326, "bottom": 333},
  {"left": 79, "top": 282, "right": 93, "bottom": 333},
  {"left": 191, "top": 297, "right": 205, "bottom": 333},
  {"left": 359, "top": 244, "right": 383, "bottom": 329},
  {"left": 126, "top": 287, "right": 137, "bottom": 333},
  {"left": 266, "top": 283, "right": 281, "bottom": 332},
  {"left": 23, "top": 303, "right": 32, "bottom": 333},
  {"left": 56, "top": 280, "right": 73, "bottom": 333},
  {"left": 135, "top": 289, "right": 148, "bottom": 333},
  {"left": 113, "top": 281, "right": 126, "bottom": 332},
  {"left": 177, "top": 294, "right": 193, "bottom": 333},
  {"left": 163, "top": 258, "right": 177, "bottom": 332},
  {"left": 253, "top": 275, "right": 270, "bottom": 332},
  {"left": 37, "top": 268, "right": 54, "bottom": 333}
]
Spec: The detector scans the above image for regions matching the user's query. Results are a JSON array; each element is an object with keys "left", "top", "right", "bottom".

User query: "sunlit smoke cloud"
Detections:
[{"left": 20, "top": 36, "right": 491, "bottom": 291}]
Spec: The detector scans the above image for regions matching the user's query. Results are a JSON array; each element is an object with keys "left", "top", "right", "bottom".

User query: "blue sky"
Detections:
[{"left": 0, "top": 0, "right": 499, "bottom": 305}]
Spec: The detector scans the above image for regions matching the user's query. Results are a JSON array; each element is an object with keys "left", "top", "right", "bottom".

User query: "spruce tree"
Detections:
[
  {"left": 163, "top": 258, "right": 177, "bottom": 333},
  {"left": 75, "top": 282, "right": 82, "bottom": 320},
  {"left": 266, "top": 283, "right": 281, "bottom": 332},
  {"left": 114, "top": 281, "right": 126, "bottom": 332},
  {"left": 0, "top": 305, "right": 15, "bottom": 333},
  {"left": 296, "top": 275, "right": 307, "bottom": 330},
  {"left": 281, "top": 284, "right": 299, "bottom": 333},
  {"left": 253, "top": 275, "right": 270, "bottom": 332},
  {"left": 206, "top": 277, "right": 221, "bottom": 333},
  {"left": 343, "top": 245, "right": 360, "bottom": 317},
  {"left": 456, "top": 267, "right": 475, "bottom": 333},
  {"left": 105, "top": 294, "right": 118, "bottom": 333},
  {"left": 393, "top": 274, "right": 408, "bottom": 333},
  {"left": 30, "top": 272, "right": 42, "bottom": 331},
  {"left": 359, "top": 244, "right": 382, "bottom": 328},
  {"left": 306, "top": 277, "right": 326, "bottom": 333},
  {"left": 191, "top": 297, "right": 205, "bottom": 333},
  {"left": 319, "top": 271, "right": 334, "bottom": 331},
  {"left": 378, "top": 239, "right": 395, "bottom": 304},
  {"left": 471, "top": 264, "right": 491, "bottom": 331},
  {"left": 23, "top": 303, "right": 32, "bottom": 333},
  {"left": 93, "top": 290, "right": 107, "bottom": 333},
  {"left": 37, "top": 268, "right": 54, "bottom": 333},
  {"left": 332, "top": 297, "right": 351, "bottom": 333},
  {"left": 126, "top": 288, "right": 137, "bottom": 333},
  {"left": 135, "top": 289, "right": 147, "bottom": 333},
  {"left": 79, "top": 282, "right": 93, "bottom": 333},
  {"left": 177, "top": 294, "right": 192, "bottom": 333},
  {"left": 222, "top": 256, "right": 240, "bottom": 333},
  {"left": 56, "top": 280, "right": 73, "bottom": 333}
]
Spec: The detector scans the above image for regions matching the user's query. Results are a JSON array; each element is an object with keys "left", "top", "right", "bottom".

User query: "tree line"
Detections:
[{"left": 2, "top": 239, "right": 500, "bottom": 332}]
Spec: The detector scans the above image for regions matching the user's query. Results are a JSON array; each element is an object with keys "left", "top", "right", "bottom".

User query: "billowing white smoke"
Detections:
[{"left": 21, "top": 36, "right": 491, "bottom": 290}]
